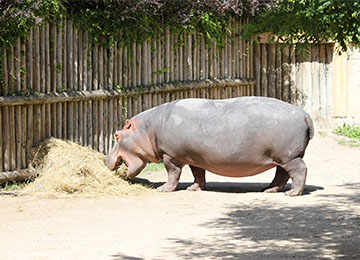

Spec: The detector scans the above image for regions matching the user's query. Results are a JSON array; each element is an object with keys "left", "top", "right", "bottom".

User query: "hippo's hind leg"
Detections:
[
  {"left": 263, "top": 166, "right": 290, "bottom": 193},
  {"left": 187, "top": 165, "right": 206, "bottom": 191},
  {"left": 157, "top": 154, "right": 183, "bottom": 192},
  {"left": 282, "top": 157, "right": 307, "bottom": 196}
]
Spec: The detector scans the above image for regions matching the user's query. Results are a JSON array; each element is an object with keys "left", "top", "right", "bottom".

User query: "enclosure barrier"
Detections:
[{"left": 0, "top": 19, "right": 254, "bottom": 182}]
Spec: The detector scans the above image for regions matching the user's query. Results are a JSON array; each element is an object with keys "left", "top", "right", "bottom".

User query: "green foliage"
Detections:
[
  {"left": 241, "top": 0, "right": 360, "bottom": 52},
  {"left": 143, "top": 162, "right": 165, "bottom": 172},
  {"left": 334, "top": 124, "right": 360, "bottom": 141},
  {"left": 0, "top": 0, "right": 260, "bottom": 49},
  {"left": 0, "top": 180, "right": 28, "bottom": 191},
  {"left": 0, "top": 0, "right": 65, "bottom": 47}
]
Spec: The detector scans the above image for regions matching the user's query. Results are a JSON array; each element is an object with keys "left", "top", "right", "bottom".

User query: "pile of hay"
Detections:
[{"left": 23, "top": 138, "right": 151, "bottom": 198}]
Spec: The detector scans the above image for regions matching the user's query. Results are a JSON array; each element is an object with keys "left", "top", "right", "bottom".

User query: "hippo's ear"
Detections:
[{"left": 124, "top": 119, "right": 131, "bottom": 129}]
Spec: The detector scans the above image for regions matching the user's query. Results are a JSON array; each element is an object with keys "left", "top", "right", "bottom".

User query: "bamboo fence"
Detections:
[{"left": 0, "top": 19, "right": 255, "bottom": 180}]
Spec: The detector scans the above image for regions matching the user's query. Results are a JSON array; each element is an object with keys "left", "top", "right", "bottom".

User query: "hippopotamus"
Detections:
[{"left": 104, "top": 97, "right": 314, "bottom": 196}]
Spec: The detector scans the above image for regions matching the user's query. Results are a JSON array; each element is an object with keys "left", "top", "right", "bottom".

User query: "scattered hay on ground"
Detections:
[{"left": 23, "top": 138, "right": 152, "bottom": 198}]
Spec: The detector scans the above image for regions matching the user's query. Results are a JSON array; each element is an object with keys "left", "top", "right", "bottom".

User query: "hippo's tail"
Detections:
[{"left": 305, "top": 113, "right": 314, "bottom": 139}]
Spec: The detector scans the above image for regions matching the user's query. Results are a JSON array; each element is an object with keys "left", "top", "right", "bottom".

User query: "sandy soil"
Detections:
[{"left": 0, "top": 134, "right": 359, "bottom": 260}]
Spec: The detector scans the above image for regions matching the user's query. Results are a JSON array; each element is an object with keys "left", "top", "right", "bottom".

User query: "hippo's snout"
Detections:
[{"left": 104, "top": 153, "right": 122, "bottom": 171}]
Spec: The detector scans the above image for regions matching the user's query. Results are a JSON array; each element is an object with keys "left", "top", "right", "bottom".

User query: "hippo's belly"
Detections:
[{"left": 191, "top": 162, "right": 277, "bottom": 178}]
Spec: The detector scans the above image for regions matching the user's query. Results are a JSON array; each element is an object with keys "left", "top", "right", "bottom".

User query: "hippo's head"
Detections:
[{"left": 104, "top": 119, "right": 147, "bottom": 178}]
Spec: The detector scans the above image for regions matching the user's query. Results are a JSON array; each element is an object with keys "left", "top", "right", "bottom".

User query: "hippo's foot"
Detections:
[
  {"left": 262, "top": 166, "right": 290, "bottom": 193},
  {"left": 282, "top": 157, "right": 307, "bottom": 196},
  {"left": 186, "top": 183, "right": 204, "bottom": 191},
  {"left": 263, "top": 186, "right": 281, "bottom": 193},
  {"left": 156, "top": 183, "right": 177, "bottom": 192},
  {"left": 188, "top": 165, "right": 206, "bottom": 192},
  {"left": 285, "top": 189, "right": 302, "bottom": 196}
]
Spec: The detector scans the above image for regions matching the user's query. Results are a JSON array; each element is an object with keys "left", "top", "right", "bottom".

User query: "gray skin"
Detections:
[{"left": 104, "top": 97, "right": 314, "bottom": 196}]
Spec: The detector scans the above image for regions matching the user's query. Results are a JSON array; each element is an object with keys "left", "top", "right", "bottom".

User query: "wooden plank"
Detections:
[
  {"left": 33, "top": 105, "right": 41, "bottom": 146},
  {"left": 2, "top": 46, "right": 8, "bottom": 96},
  {"left": 268, "top": 44, "right": 276, "bottom": 98},
  {"left": 93, "top": 43, "right": 98, "bottom": 90},
  {"left": 56, "top": 20, "right": 62, "bottom": 91},
  {"left": 282, "top": 45, "right": 290, "bottom": 102},
  {"left": 295, "top": 46, "right": 304, "bottom": 107},
  {"left": 66, "top": 20, "right": 73, "bottom": 90},
  {"left": 2, "top": 107, "right": 10, "bottom": 171},
  {"left": 170, "top": 34, "right": 175, "bottom": 82},
  {"left": 254, "top": 44, "right": 261, "bottom": 96},
  {"left": 113, "top": 43, "right": 118, "bottom": 87},
  {"left": 79, "top": 101, "right": 83, "bottom": 145},
  {"left": 67, "top": 102, "right": 73, "bottom": 141},
  {"left": 179, "top": 34, "right": 183, "bottom": 81},
  {"left": 10, "top": 106, "right": 16, "bottom": 170},
  {"left": 103, "top": 99, "right": 108, "bottom": 153},
  {"left": 62, "top": 19, "right": 67, "bottom": 92},
  {"left": 56, "top": 102, "right": 62, "bottom": 138},
  {"left": 200, "top": 35, "right": 205, "bottom": 79},
  {"left": 99, "top": 45, "right": 104, "bottom": 89},
  {"left": 289, "top": 46, "right": 296, "bottom": 104},
  {"left": 50, "top": 22, "right": 56, "bottom": 92},
  {"left": 21, "top": 106, "right": 26, "bottom": 168},
  {"left": 165, "top": 26, "right": 170, "bottom": 82},
  {"left": 187, "top": 34, "right": 192, "bottom": 80},
  {"left": 83, "top": 31, "right": 88, "bottom": 90},
  {"left": 108, "top": 98, "right": 113, "bottom": 153},
  {"left": 193, "top": 31, "right": 198, "bottom": 80},
  {"left": 8, "top": 45, "right": 14, "bottom": 94},
  {"left": 213, "top": 42, "right": 218, "bottom": 79},
  {"left": 62, "top": 102, "right": 67, "bottom": 139},
  {"left": 311, "top": 44, "right": 320, "bottom": 119},
  {"left": 40, "top": 25, "right": 46, "bottom": 92},
  {"left": 99, "top": 99, "right": 104, "bottom": 153},
  {"left": 275, "top": 45, "right": 282, "bottom": 100},
  {"left": 87, "top": 100, "right": 93, "bottom": 149},
  {"left": 26, "top": 105, "right": 33, "bottom": 165},
  {"left": 152, "top": 40, "right": 158, "bottom": 84},
  {"left": 78, "top": 30, "right": 83, "bottom": 91},
  {"left": 45, "top": 103, "right": 51, "bottom": 138},
  {"left": 123, "top": 46, "right": 128, "bottom": 88},
  {"left": 15, "top": 38, "right": 21, "bottom": 92},
  {"left": 108, "top": 46, "right": 113, "bottom": 89},
  {"left": 83, "top": 100, "right": 88, "bottom": 146},
  {"left": 319, "top": 44, "right": 327, "bottom": 125},
  {"left": 51, "top": 103, "right": 57, "bottom": 137},
  {"left": 147, "top": 41, "right": 152, "bottom": 85},
  {"left": 74, "top": 25, "right": 79, "bottom": 90},
  {"left": 261, "top": 44, "right": 268, "bottom": 97},
  {"left": 41, "top": 104, "right": 46, "bottom": 140},
  {"left": 74, "top": 101, "right": 79, "bottom": 142},
  {"left": 325, "top": 44, "right": 334, "bottom": 123},
  {"left": 141, "top": 42, "right": 147, "bottom": 86},
  {"left": 93, "top": 100, "right": 98, "bottom": 151},
  {"left": 136, "top": 43, "right": 141, "bottom": 86},
  {"left": 118, "top": 44, "right": 123, "bottom": 88},
  {"left": 45, "top": 22, "right": 51, "bottom": 93}
]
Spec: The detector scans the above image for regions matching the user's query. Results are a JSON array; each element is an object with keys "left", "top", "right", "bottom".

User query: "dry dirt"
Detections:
[{"left": 1, "top": 134, "right": 360, "bottom": 260}]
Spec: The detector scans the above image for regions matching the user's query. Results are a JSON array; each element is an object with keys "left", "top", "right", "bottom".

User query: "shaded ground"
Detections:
[{"left": 1, "top": 134, "right": 359, "bottom": 260}]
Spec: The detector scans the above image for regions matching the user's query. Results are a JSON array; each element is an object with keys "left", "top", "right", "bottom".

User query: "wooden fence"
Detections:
[
  {"left": 0, "top": 19, "right": 255, "bottom": 177},
  {"left": 254, "top": 43, "right": 334, "bottom": 128}
]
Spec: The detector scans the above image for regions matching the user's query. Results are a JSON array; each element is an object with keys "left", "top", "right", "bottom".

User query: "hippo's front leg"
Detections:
[{"left": 157, "top": 154, "right": 183, "bottom": 192}]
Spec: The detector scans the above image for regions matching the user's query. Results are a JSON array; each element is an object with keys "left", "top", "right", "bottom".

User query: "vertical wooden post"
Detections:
[
  {"left": 15, "top": 38, "right": 21, "bottom": 92},
  {"left": 45, "top": 22, "right": 51, "bottom": 93},
  {"left": 56, "top": 20, "right": 62, "bottom": 91},
  {"left": 2, "top": 46, "right": 8, "bottom": 96},
  {"left": 50, "top": 22, "right": 57, "bottom": 92}
]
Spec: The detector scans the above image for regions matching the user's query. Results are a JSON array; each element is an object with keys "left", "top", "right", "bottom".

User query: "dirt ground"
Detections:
[{"left": 0, "top": 134, "right": 359, "bottom": 260}]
